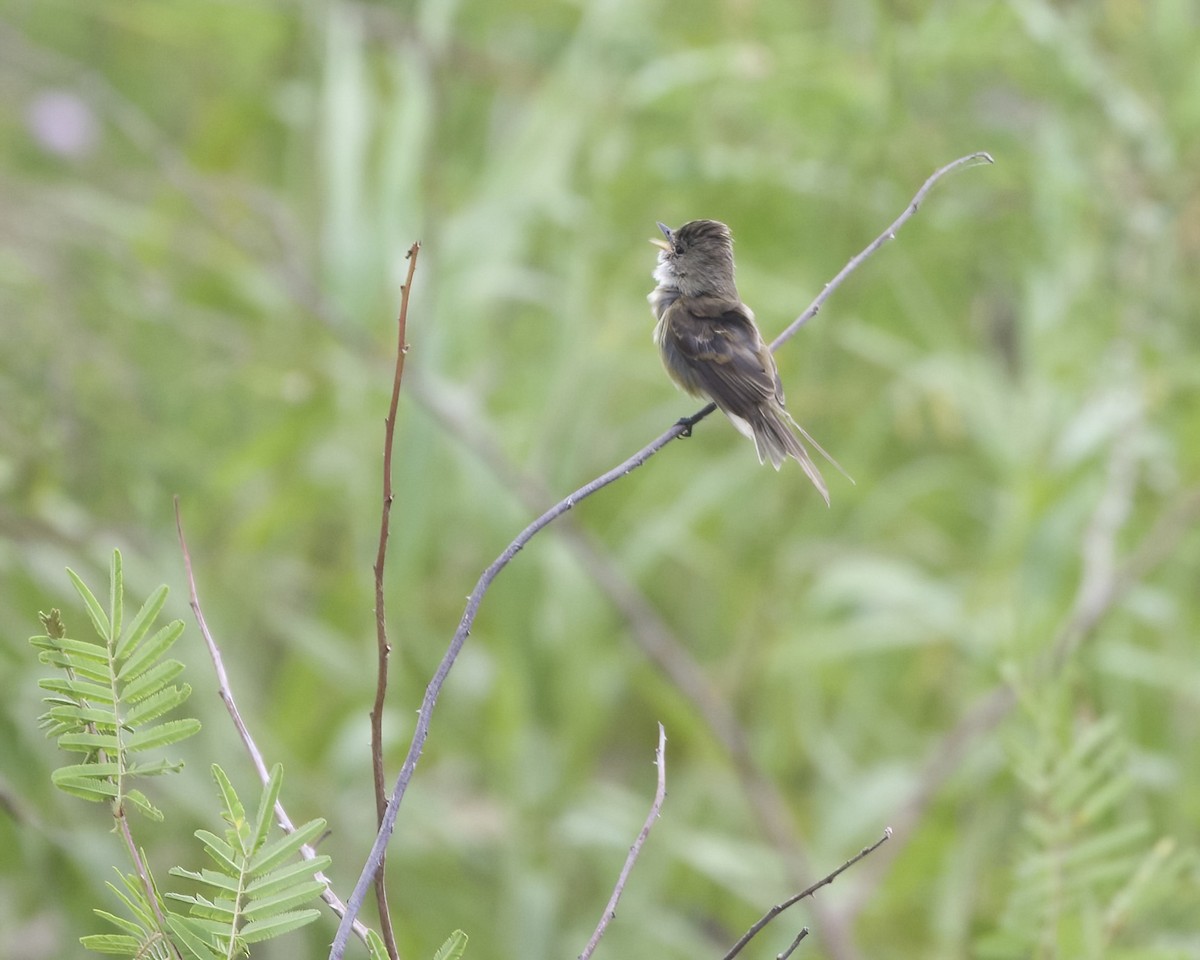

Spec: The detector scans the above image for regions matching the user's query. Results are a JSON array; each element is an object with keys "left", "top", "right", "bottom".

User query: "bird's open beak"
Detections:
[{"left": 649, "top": 221, "right": 672, "bottom": 251}]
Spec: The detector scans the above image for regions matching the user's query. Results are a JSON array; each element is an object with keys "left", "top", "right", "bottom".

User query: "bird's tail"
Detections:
[{"left": 747, "top": 405, "right": 851, "bottom": 506}]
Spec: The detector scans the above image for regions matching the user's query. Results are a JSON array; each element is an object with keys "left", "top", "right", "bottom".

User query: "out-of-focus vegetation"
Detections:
[{"left": 2, "top": 0, "right": 1198, "bottom": 957}]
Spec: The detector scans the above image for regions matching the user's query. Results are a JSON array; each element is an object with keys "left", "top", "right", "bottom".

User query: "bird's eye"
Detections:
[{"left": 674, "top": 243, "right": 684, "bottom": 255}]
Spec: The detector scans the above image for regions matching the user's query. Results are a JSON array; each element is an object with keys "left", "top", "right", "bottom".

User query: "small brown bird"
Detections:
[{"left": 648, "top": 219, "right": 839, "bottom": 504}]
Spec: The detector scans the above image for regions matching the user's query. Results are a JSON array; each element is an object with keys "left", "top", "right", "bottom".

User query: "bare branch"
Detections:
[
  {"left": 174, "top": 500, "right": 371, "bottom": 944},
  {"left": 777, "top": 929, "right": 809, "bottom": 960},
  {"left": 770, "top": 151, "right": 994, "bottom": 351},
  {"left": 722, "top": 830, "right": 891, "bottom": 960},
  {"left": 369, "top": 241, "right": 421, "bottom": 960},
  {"left": 417, "top": 381, "right": 840, "bottom": 944},
  {"left": 578, "top": 724, "right": 668, "bottom": 960},
  {"left": 328, "top": 154, "right": 992, "bottom": 957}
]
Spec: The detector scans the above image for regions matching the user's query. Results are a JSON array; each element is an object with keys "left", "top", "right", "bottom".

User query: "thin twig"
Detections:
[
  {"left": 721, "top": 829, "right": 892, "bottom": 960},
  {"left": 174, "top": 500, "right": 371, "bottom": 944},
  {"left": 369, "top": 241, "right": 420, "bottom": 960},
  {"left": 116, "top": 815, "right": 181, "bottom": 959},
  {"left": 770, "top": 152, "right": 994, "bottom": 351},
  {"left": 416, "top": 380, "right": 839, "bottom": 941},
  {"left": 578, "top": 724, "right": 668, "bottom": 960},
  {"left": 328, "top": 153, "right": 992, "bottom": 957},
  {"left": 777, "top": 929, "right": 809, "bottom": 960}
]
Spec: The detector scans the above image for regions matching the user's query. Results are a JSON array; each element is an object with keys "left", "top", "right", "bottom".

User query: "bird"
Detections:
[{"left": 648, "top": 218, "right": 841, "bottom": 504}]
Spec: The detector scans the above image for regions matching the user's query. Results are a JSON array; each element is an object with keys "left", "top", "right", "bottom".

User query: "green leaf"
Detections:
[
  {"left": 366, "top": 929, "right": 390, "bottom": 960},
  {"left": 120, "top": 658, "right": 186, "bottom": 704},
  {"left": 194, "top": 830, "right": 241, "bottom": 875},
  {"left": 114, "top": 583, "right": 168, "bottom": 661},
  {"left": 176, "top": 897, "right": 238, "bottom": 923},
  {"left": 109, "top": 550, "right": 123, "bottom": 650},
  {"left": 244, "top": 855, "right": 332, "bottom": 898},
  {"left": 52, "top": 760, "right": 120, "bottom": 781},
  {"left": 52, "top": 767, "right": 119, "bottom": 801},
  {"left": 67, "top": 566, "right": 110, "bottom": 641},
  {"left": 78, "top": 932, "right": 146, "bottom": 954},
  {"left": 242, "top": 879, "right": 325, "bottom": 917},
  {"left": 58, "top": 731, "right": 121, "bottom": 753},
  {"left": 125, "top": 718, "right": 202, "bottom": 753},
  {"left": 91, "top": 908, "right": 145, "bottom": 938},
  {"left": 117, "top": 620, "right": 185, "bottom": 683},
  {"left": 1077, "top": 772, "right": 1134, "bottom": 825},
  {"left": 107, "top": 871, "right": 158, "bottom": 929},
  {"left": 433, "top": 929, "right": 469, "bottom": 960},
  {"left": 238, "top": 908, "right": 321, "bottom": 943},
  {"left": 169, "top": 866, "right": 241, "bottom": 894},
  {"left": 124, "top": 788, "right": 166, "bottom": 821},
  {"left": 123, "top": 683, "right": 192, "bottom": 728},
  {"left": 164, "top": 914, "right": 224, "bottom": 960},
  {"left": 125, "top": 758, "right": 187, "bottom": 778},
  {"left": 38, "top": 676, "right": 115, "bottom": 704},
  {"left": 251, "top": 763, "right": 284, "bottom": 852},
  {"left": 211, "top": 764, "right": 252, "bottom": 852},
  {"left": 212, "top": 764, "right": 245, "bottom": 824},
  {"left": 247, "top": 818, "right": 327, "bottom": 874},
  {"left": 168, "top": 867, "right": 204, "bottom": 883},
  {"left": 36, "top": 651, "right": 111, "bottom": 684},
  {"left": 44, "top": 704, "right": 116, "bottom": 727},
  {"left": 30, "top": 633, "right": 110, "bottom": 662}
]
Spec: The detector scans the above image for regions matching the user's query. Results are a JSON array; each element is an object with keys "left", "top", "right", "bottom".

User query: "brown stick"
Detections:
[{"left": 369, "top": 241, "right": 421, "bottom": 960}]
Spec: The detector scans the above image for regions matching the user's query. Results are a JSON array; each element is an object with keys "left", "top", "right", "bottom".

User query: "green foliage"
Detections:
[
  {"left": 433, "top": 930, "right": 469, "bottom": 960},
  {"left": 82, "top": 867, "right": 175, "bottom": 959},
  {"left": 29, "top": 555, "right": 331, "bottom": 958},
  {"left": 30, "top": 550, "right": 198, "bottom": 818},
  {"left": 79, "top": 765, "right": 331, "bottom": 959},
  {"left": 365, "top": 929, "right": 392, "bottom": 960},
  {"left": 977, "top": 710, "right": 1192, "bottom": 959},
  {"left": 164, "top": 764, "right": 331, "bottom": 957}
]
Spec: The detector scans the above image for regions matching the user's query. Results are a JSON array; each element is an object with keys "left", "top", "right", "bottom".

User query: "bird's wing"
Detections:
[{"left": 664, "top": 296, "right": 783, "bottom": 410}]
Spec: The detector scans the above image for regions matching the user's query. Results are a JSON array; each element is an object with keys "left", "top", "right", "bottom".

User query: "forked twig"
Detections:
[
  {"left": 174, "top": 500, "right": 370, "bottom": 944},
  {"left": 578, "top": 724, "right": 668, "bottom": 960},
  {"left": 329, "top": 154, "right": 992, "bottom": 957},
  {"left": 722, "top": 829, "right": 892, "bottom": 960}
]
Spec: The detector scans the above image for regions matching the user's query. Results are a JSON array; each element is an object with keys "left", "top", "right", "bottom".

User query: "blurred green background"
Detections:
[{"left": 2, "top": 0, "right": 1198, "bottom": 957}]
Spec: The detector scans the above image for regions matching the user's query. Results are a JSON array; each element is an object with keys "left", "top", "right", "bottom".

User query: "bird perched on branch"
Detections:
[{"left": 648, "top": 218, "right": 841, "bottom": 505}]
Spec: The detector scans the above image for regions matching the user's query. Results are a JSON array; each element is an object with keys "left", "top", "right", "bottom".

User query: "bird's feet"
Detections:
[{"left": 675, "top": 414, "right": 698, "bottom": 437}]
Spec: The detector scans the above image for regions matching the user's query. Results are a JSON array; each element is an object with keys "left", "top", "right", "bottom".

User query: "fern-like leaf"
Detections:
[
  {"left": 433, "top": 929, "right": 469, "bottom": 960},
  {"left": 166, "top": 764, "right": 330, "bottom": 955},
  {"left": 84, "top": 868, "right": 174, "bottom": 959},
  {"left": 984, "top": 712, "right": 1186, "bottom": 956},
  {"left": 31, "top": 549, "right": 198, "bottom": 816}
]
